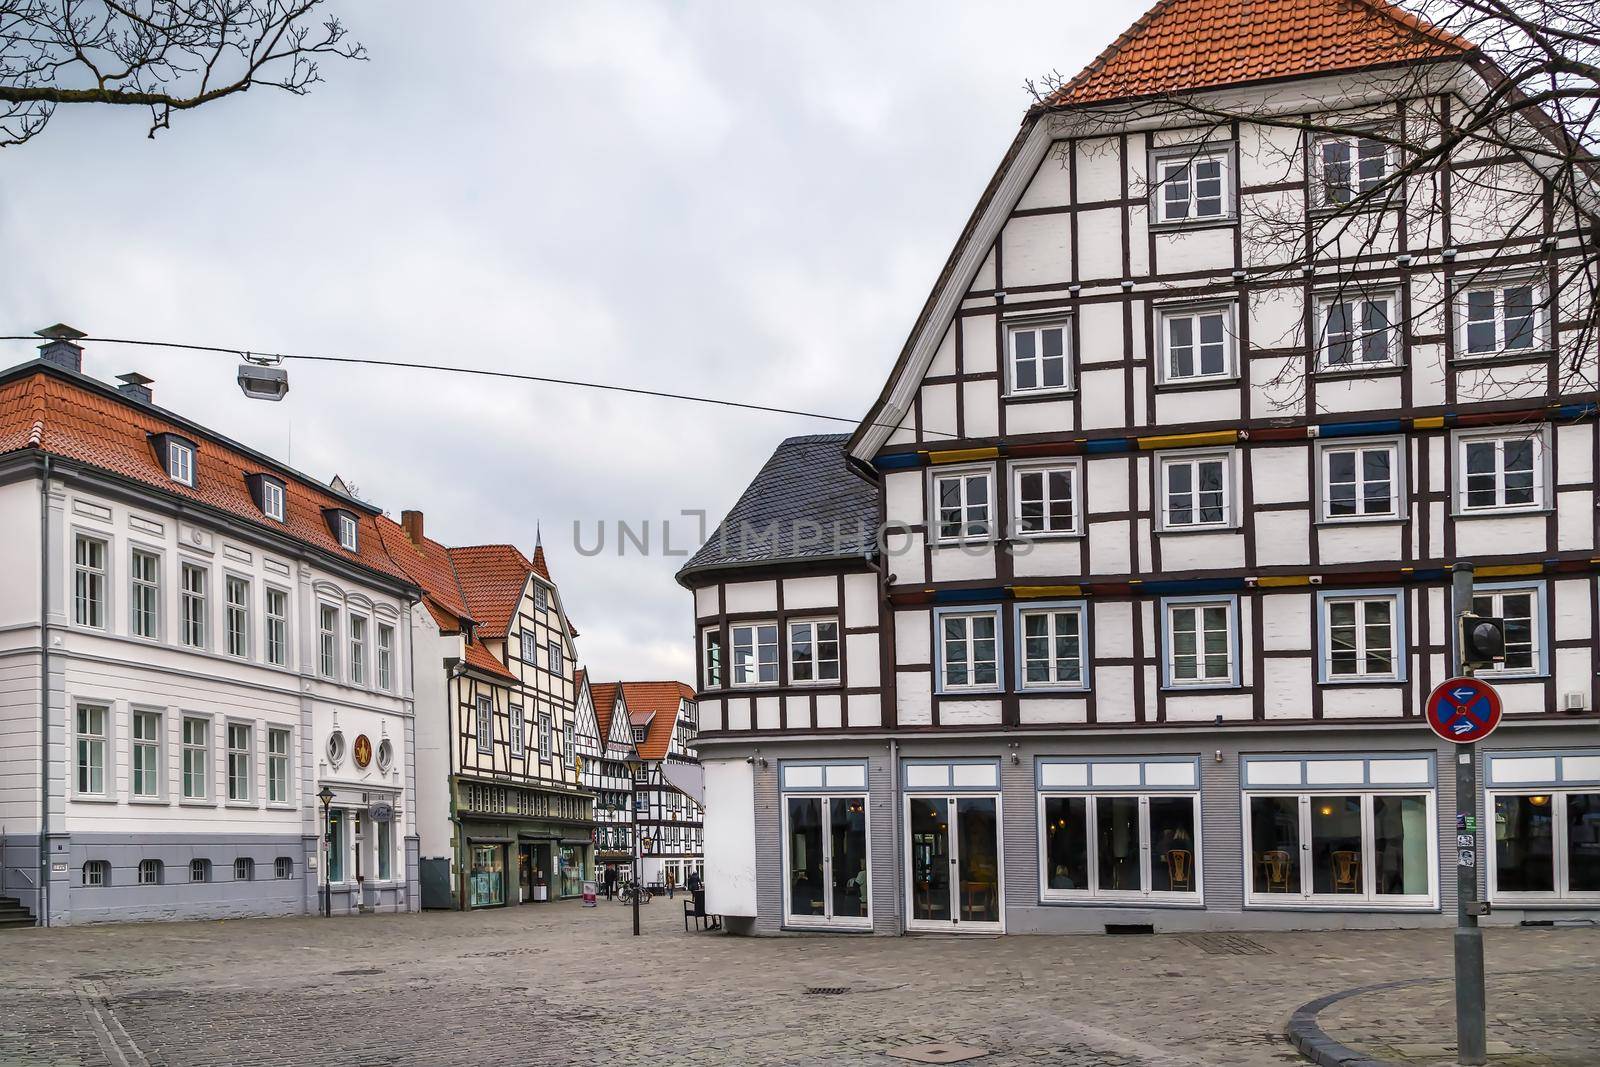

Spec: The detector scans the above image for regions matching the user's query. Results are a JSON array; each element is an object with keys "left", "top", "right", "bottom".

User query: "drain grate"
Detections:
[
  {"left": 804, "top": 986, "right": 850, "bottom": 995},
  {"left": 1175, "top": 933, "right": 1272, "bottom": 956}
]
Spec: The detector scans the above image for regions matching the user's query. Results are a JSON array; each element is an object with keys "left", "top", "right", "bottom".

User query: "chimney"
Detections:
[
  {"left": 35, "top": 323, "right": 86, "bottom": 374},
  {"left": 115, "top": 372, "right": 154, "bottom": 405},
  {"left": 401, "top": 509, "right": 425, "bottom": 543}
]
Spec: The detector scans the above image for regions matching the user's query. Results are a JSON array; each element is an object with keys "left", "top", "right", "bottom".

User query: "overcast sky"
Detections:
[{"left": 0, "top": 1, "right": 1142, "bottom": 683}]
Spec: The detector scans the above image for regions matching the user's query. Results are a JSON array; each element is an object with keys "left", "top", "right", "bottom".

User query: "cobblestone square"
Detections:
[{"left": 1, "top": 903, "right": 1596, "bottom": 1066}]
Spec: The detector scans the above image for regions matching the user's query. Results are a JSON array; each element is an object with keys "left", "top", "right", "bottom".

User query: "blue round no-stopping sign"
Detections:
[{"left": 1426, "top": 677, "right": 1502, "bottom": 743}]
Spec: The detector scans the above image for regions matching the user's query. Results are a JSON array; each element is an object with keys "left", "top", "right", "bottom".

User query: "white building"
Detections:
[
  {"left": 0, "top": 332, "right": 420, "bottom": 924},
  {"left": 684, "top": 0, "right": 1600, "bottom": 934}
]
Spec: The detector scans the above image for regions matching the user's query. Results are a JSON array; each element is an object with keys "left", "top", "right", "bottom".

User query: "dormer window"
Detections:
[
  {"left": 323, "top": 508, "right": 359, "bottom": 551},
  {"left": 151, "top": 433, "right": 199, "bottom": 487},
  {"left": 247, "top": 474, "right": 287, "bottom": 523}
]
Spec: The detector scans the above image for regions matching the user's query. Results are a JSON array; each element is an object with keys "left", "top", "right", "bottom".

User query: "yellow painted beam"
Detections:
[
  {"left": 1474, "top": 563, "right": 1544, "bottom": 578},
  {"left": 1011, "top": 585, "right": 1084, "bottom": 599},
  {"left": 1136, "top": 430, "right": 1239, "bottom": 451},
  {"left": 1256, "top": 575, "right": 1312, "bottom": 588},
  {"left": 1412, "top": 416, "right": 1446, "bottom": 430},
  {"left": 928, "top": 446, "right": 1001, "bottom": 465}
]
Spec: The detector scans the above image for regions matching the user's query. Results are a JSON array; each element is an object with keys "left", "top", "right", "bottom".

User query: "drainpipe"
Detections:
[
  {"left": 37, "top": 455, "right": 52, "bottom": 926},
  {"left": 889, "top": 737, "right": 902, "bottom": 936}
]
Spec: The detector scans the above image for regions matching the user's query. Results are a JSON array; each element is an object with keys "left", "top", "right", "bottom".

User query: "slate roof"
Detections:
[
  {"left": 1045, "top": 0, "right": 1471, "bottom": 108},
  {"left": 677, "top": 433, "right": 878, "bottom": 584}
]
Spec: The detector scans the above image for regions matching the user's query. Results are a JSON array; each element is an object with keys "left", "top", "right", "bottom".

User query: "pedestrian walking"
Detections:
[{"left": 603, "top": 862, "right": 618, "bottom": 900}]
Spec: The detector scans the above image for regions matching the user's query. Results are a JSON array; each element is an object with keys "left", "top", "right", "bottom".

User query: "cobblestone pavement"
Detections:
[{"left": 0, "top": 902, "right": 1595, "bottom": 1067}]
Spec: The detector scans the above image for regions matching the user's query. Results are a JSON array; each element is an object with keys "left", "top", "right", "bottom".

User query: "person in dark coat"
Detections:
[{"left": 603, "top": 862, "right": 618, "bottom": 900}]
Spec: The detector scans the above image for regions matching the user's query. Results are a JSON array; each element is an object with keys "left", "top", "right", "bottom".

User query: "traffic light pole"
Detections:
[{"left": 1450, "top": 562, "right": 1487, "bottom": 1066}]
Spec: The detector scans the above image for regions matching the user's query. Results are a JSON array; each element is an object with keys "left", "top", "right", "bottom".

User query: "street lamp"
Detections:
[
  {"left": 317, "top": 785, "right": 335, "bottom": 918},
  {"left": 624, "top": 751, "right": 648, "bottom": 937}
]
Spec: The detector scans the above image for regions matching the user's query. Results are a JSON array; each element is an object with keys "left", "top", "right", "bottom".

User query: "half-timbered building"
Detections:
[
  {"left": 383, "top": 514, "right": 594, "bottom": 908},
  {"left": 585, "top": 680, "right": 641, "bottom": 870},
  {"left": 685, "top": 0, "right": 1600, "bottom": 934}
]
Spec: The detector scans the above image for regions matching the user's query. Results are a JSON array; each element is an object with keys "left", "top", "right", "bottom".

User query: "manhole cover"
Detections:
[
  {"left": 804, "top": 986, "right": 850, "bottom": 995},
  {"left": 1174, "top": 934, "right": 1272, "bottom": 956},
  {"left": 887, "top": 1043, "right": 988, "bottom": 1064}
]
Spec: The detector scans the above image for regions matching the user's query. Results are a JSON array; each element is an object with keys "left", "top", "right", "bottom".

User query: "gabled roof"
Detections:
[
  {"left": 1046, "top": 0, "right": 1472, "bottom": 109},
  {"left": 591, "top": 682, "right": 622, "bottom": 740},
  {"left": 464, "top": 638, "right": 518, "bottom": 681},
  {"left": 374, "top": 514, "right": 473, "bottom": 630},
  {"left": 676, "top": 434, "right": 878, "bottom": 585},
  {"left": 0, "top": 360, "right": 411, "bottom": 587},
  {"left": 620, "top": 681, "right": 696, "bottom": 762},
  {"left": 447, "top": 544, "right": 534, "bottom": 639}
]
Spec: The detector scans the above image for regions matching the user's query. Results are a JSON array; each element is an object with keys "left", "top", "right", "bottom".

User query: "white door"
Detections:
[{"left": 905, "top": 794, "right": 1003, "bottom": 931}]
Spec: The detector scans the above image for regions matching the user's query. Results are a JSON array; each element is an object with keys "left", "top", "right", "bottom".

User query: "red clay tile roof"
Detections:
[
  {"left": 621, "top": 681, "right": 696, "bottom": 762},
  {"left": 464, "top": 637, "right": 518, "bottom": 681},
  {"left": 590, "top": 682, "right": 621, "bottom": 740},
  {"left": 0, "top": 365, "right": 411, "bottom": 586},
  {"left": 1047, "top": 0, "right": 1472, "bottom": 108},
  {"left": 374, "top": 514, "right": 472, "bottom": 631},
  {"left": 447, "top": 544, "right": 534, "bottom": 639},
  {"left": 531, "top": 543, "right": 551, "bottom": 582}
]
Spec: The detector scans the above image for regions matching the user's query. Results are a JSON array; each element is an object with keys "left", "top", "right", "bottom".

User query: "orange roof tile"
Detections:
[
  {"left": 464, "top": 637, "right": 518, "bottom": 681},
  {"left": 531, "top": 543, "right": 551, "bottom": 582},
  {"left": 590, "top": 682, "right": 621, "bottom": 739},
  {"left": 447, "top": 544, "right": 533, "bottom": 639},
  {"left": 1047, "top": 0, "right": 1471, "bottom": 108},
  {"left": 620, "top": 681, "right": 696, "bottom": 762},
  {"left": 0, "top": 365, "right": 411, "bottom": 586},
  {"left": 374, "top": 514, "right": 472, "bottom": 631}
]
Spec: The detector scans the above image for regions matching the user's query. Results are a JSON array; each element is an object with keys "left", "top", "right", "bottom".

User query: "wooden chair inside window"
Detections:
[
  {"left": 1332, "top": 850, "right": 1361, "bottom": 893},
  {"left": 1261, "top": 850, "right": 1292, "bottom": 893},
  {"left": 1164, "top": 849, "right": 1193, "bottom": 891}
]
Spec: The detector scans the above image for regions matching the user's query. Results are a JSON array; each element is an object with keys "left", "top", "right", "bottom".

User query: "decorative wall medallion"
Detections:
[{"left": 353, "top": 733, "right": 373, "bottom": 769}]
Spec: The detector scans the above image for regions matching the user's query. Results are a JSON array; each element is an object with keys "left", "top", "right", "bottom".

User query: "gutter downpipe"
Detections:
[
  {"left": 890, "top": 737, "right": 903, "bottom": 935},
  {"left": 37, "top": 454, "right": 51, "bottom": 926}
]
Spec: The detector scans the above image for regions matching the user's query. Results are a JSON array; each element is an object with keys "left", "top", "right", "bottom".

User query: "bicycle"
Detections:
[{"left": 617, "top": 880, "right": 652, "bottom": 905}]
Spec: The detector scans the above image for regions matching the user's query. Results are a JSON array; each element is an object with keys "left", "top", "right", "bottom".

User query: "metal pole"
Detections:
[
  {"left": 1450, "top": 562, "right": 1487, "bottom": 1066},
  {"left": 632, "top": 769, "right": 641, "bottom": 937},
  {"left": 321, "top": 800, "right": 331, "bottom": 919}
]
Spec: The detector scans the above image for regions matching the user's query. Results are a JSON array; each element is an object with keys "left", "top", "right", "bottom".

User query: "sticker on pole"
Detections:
[{"left": 1426, "top": 677, "right": 1502, "bottom": 744}]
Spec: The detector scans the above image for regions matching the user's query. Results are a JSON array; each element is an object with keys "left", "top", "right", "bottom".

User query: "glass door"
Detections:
[
  {"left": 906, "top": 795, "right": 1002, "bottom": 930},
  {"left": 785, "top": 794, "right": 870, "bottom": 926}
]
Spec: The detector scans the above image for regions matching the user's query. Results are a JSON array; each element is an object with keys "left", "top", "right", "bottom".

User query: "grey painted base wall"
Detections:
[
  {"left": 2, "top": 832, "right": 43, "bottom": 922},
  {"left": 717, "top": 720, "right": 1600, "bottom": 936}
]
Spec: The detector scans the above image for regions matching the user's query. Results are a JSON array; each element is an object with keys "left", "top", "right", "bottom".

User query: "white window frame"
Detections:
[
  {"left": 267, "top": 726, "right": 292, "bottom": 806},
  {"left": 265, "top": 587, "right": 290, "bottom": 667},
  {"left": 701, "top": 627, "right": 723, "bottom": 690},
  {"left": 1015, "top": 601, "right": 1088, "bottom": 692},
  {"left": 1317, "top": 290, "right": 1400, "bottom": 370},
  {"left": 1009, "top": 460, "right": 1081, "bottom": 538},
  {"left": 181, "top": 715, "right": 210, "bottom": 801},
  {"left": 181, "top": 562, "right": 207, "bottom": 649},
  {"left": 1151, "top": 147, "right": 1233, "bottom": 224},
  {"left": 130, "top": 547, "right": 161, "bottom": 640},
  {"left": 167, "top": 439, "right": 195, "bottom": 486},
  {"left": 1242, "top": 790, "right": 1438, "bottom": 908},
  {"left": 1487, "top": 788, "right": 1600, "bottom": 905},
  {"left": 262, "top": 478, "right": 285, "bottom": 522},
  {"left": 138, "top": 859, "right": 163, "bottom": 886},
  {"left": 74, "top": 701, "right": 109, "bottom": 797},
  {"left": 1314, "top": 133, "right": 1393, "bottom": 208},
  {"left": 730, "top": 621, "right": 779, "bottom": 687},
  {"left": 787, "top": 617, "right": 841, "bottom": 686},
  {"left": 930, "top": 465, "right": 995, "bottom": 543},
  {"left": 318, "top": 603, "right": 340, "bottom": 679},
  {"left": 1157, "top": 304, "right": 1236, "bottom": 384},
  {"left": 1316, "top": 437, "right": 1402, "bottom": 523},
  {"left": 1005, "top": 318, "right": 1074, "bottom": 396},
  {"left": 84, "top": 860, "right": 108, "bottom": 887},
  {"left": 337, "top": 512, "right": 359, "bottom": 551},
  {"left": 226, "top": 721, "right": 253, "bottom": 804},
  {"left": 1157, "top": 450, "right": 1234, "bottom": 531},
  {"left": 935, "top": 607, "right": 1003, "bottom": 694},
  {"left": 539, "top": 714, "right": 552, "bottom": 762},
  {"left": 509, "top": 705, "right": 525, "bottom": 758},
  {"left": 131, "top": 708, "right": 163, "bottom": 800},
  {"left": 1037, "top": 790, "right": 1203, "bottom": 905},
  {"left": 348, "top": 613, "right": 368, "bottom": 686},
  {"left": 225, "top": 574, "right": 250, "bottom": 659},
  {"left": 1160, "top": 595, "right": 1238, "bottom": 689},
  {"left": 1471, "top": 581, "right": 1546, "bottom": 678},
  {"left": 780, "top": 783, "right": 874, "bottom": 930},
  {"left": 1458, "top": 278, "right": 1547, "bottom": 357},
  {"left": 376, "top": 623, "right": 393, "bottom": 690},
  {"left": 1455, "top": 428, "right": 1547, "bottom": 514},
  {"left": 564, "top": 724, "right": 576, "bottom": 769},
  {"left": 547, "top": 640, "right": 563, "bottom": 677},
  {"left": 475, "top": 695, "right": 493, "bottom": 755},
  {"left": 1318, "top": 590, "right": 1404, "bottom": 682},
  {"left": 73, "top": 533, "right": 107, "bottom": 629}
]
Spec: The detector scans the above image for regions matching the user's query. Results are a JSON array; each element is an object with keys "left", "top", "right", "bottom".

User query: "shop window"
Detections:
[
  {"left": 1491, "top": 791, "right": 1600, "bottom": 902},
  {"left": 469, "top": 845, "right": 505, "bottom": 907},
  {"left": 1244, "top": 792, "right": 1434, "bottom": 905},
  {"left": 1039, "top": 778, "right": 1199, "bottom": 903}
]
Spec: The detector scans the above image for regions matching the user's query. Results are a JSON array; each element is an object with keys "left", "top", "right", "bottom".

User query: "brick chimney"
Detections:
[
  {"left": 35, "top": 323, "right": 86, "bottom": 373},
  {"left": 115, "top": 372, "right": 154, "bottom": 405},
  {"left": 401, "top": 509, "right": 425, "bottom": 543}
]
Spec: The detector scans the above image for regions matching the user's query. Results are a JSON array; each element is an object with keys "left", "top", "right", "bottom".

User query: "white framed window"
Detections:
[
  {"left": 1457, "top": 430, "right": 1545, "bottom": 513},
  {"left": 782, "top": 785, "right": 873, "bottom": 928},
  {"left": 131, "top": 709, "right": 162, "bottom": 799},
  {"left": 533, "top": 583, "right": 548, "bottom": 612},
  {"left": 225, "top": 575, "right": 250, "bottom": 659},
  {"left": 181, "top": 563, "right": 207, "bottom": 648},
  {"left": 1039, "top": 789, "right": 1201, "bottom": 903},
  {"left": 539, "top": 714, "right": 552, "bottom": 762},
  {"left": 1472, "top": 583, "right": 1544, "bottom": 676},
  {"left": 564, "top": 724, "right": 576, "bottom": 769},
  {"left": 275, "top": 856, "right": 294, "bottom": 879},
  {"left": 1006, "top": 320, "right": 1072, "bottom": 394},
  {"left": 267, "top": 727, "right": 291, "bottom": 805},
  {"left": 1319, "top": 591, "right": 1403, "bottom": 681},
  {"left": 1318, "top": 291, "right": 1397, "bottom": 368},
  {"left": 1162, "top": 597, "right": 1236, "bottom": 688},
  {"left": 1011, "top": 461, "right": 1079, "bottom": 537},
  {"left": 83, "top": 860, "right": 109, "bottom": 887},
  {"left": 1319, "top": 439, "right": 1400, "bottom": 521},
  {"left": 1159, "top": 451, "right": 1231, "bottom": 530},
  {"left": 265, "top": 588, "right": 289, "bottom": 667},
  {"left": 234, "top": 857, "right": 255, "bottom": 881},
  {"left": 262, "top": 478, "right": 285, "bottom": 522},
  {"left": 1315, "top": 134, "right": 1391, "bottom": 207},
  {"left": 1153, "top": 149, "right": 1230, "bottom": 223},
  {"left": 75, "top": 702, "right": 108, "bottom": 796},
  {"left": 510, "top": 706, "right": 525, "bottom": 758},
  {"left": 138, "top": 859, "right": 163, "bottom": 886},
  {"left": 937, "top": 608, "right": 1001, "bottom": 693},
  {"left": 547, "top": 640, "right": 563, "bottom": 676},
  {"left": 182, "top": 716, "right": 209, "bottom": 800},
  {"left": 73, "top": 534, "right": 107, "bottom": 628},
  {"left": 227, "top": 722, "right": 253, "bottom": 803},
  {"left": 166, "top": 439, "right": 195, "bottom": 486},
  {"left": 730, "top": 622, "right": 779, "bottom": 686},
  {"left": 325, "top": 730, "right": 346, "bottom": 767},
  {"left": 376, "top": 624, "right": 393, "bottom": 690},
  {"left": 1158, "top": 305, "right": 1234, "bottom": 383},
  {"left": 475, "top": 695, "right": 493, "bottom": 754},
  {"left": 190, "top": 859, "right": 211, "bottom": 883},
  {"left": 788, "top": 618, "right": 840, "bottom": 684},
  {"left": 632, "top": 726, "right": 647, "bottom": 746},
  {"left": 337, "top": 513, "right": 359, "bottom": 551},
  {"left": 130, "top": 548, "right": 160, "bottom": 639},
  {"left": 1460, "top": 280, "right": 1545, "bottom": 356},
  {"left": 318, "top": 603, "right": 339, "bottom": 678},
  {"left": 1016, "top": 603, "right": 1087, "bottom": 690},
  {"left": 702, "top": 628, "right": 723, "bottom": 689},
  {"left": 1490, "top": 790, "right": 1600, "bottom": 903},
  {"left": 932, "top": 467, "right": 993, "bottom": 541},
  {"left": 376, "top": 738, "right": 393, "bottom": 773},
  {"left": 348, "top": 614, "right": 368, "bottom": 686},
  {"left": 1245, "top": 790, "right": 1436, "bottom": 907}
]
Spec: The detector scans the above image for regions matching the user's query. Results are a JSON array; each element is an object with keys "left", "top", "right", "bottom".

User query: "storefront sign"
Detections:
[
  {"left": 369, "top": 801, "right": 393, "bottom": 823},
  {"left": 1425, "top": 678, "right": 1502, "bottom": 743},
  {"left": 353, "top": 734, "right": 374, "bottom": 769}
]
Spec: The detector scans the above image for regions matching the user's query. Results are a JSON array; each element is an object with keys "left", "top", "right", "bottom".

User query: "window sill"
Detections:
[
  {"left": 1155, "top": 525, "right": 1239, "bottom": 536},
  {"left": 1149, "top": 217, "right": 1238, "bottom": 232},
  {"left": 1008, "top": 531, "right": 1085, "bottom": 544},
  {"left": 1003, "top": 387, "right": 1077, "bottom": 402},
  {"left": 1307, "top": 201, "right": 1393, "bottom": 219},
  {"left": 1018, "top": 685, "right": 1091, "bottom": 695},
  {"left": 1039, "top": 895, "right": 1205, "bottom": 909},
  {"left": 936, "top": 688, "right": 1005, "bottom": 698},
  {"left": 1450, "top": 349, "right": 1553, "bottom": 367},
  {"left": 1315, "top": 362, "right": 1405, "bottom": 378},
  {"left": 179, "top": 799, "right": 217, "bottom": 808},
  {"left": 71, "top": 795, "right": 117, "bottom": 804},
  {"left": 1318, "top": 677, "right": 1407, "bottom": 687},
  {"left": 1314, "top": 516, "right": 1406, "bottom": 528},
  {"left": 1452, "top": 507, "right": 1551, "bottom": 520},
  {"left": 1244, "top": 900, "right": 1439, "bottom": 913},
  {"left": 1153, "top": 376, "right": 1241, "bottom": 394},
  {"left": 1475, "top": 672, "right": 1547, "bottom": 683},
  {"left": 1161, "top": 683, "right": 1241, "bottom": 693},
  {"left": 127, "top": 796, "right": 170, "bottom": 806},
  {"left": 1489, "top": 896, "right": 1600, "bottom": 908},
  {"left": 265, "top": 802, "right": 297, "bottom": 812}
]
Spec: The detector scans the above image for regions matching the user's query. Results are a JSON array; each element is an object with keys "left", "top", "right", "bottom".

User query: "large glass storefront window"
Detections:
[
  {"left": 469, "top": 844, "right": 505, "bottom": 907},
  {"left": 326, "top": 810, "right": 345, "bottom": 884},
  {"left": 785, "top": 794, "right": 870, "bottom": 926},
  {"left": 1042, "top": 793, "right": 1198, "bottom": 901},
  {"left": 1492, "top": 792, "right": 1600, "bottom": 900},
  {"left": 1245, "top": 792, "right": 1433, "bottom": 905},
  {"left": 558, "top": 845, "right": 587, "bottom": 898}
]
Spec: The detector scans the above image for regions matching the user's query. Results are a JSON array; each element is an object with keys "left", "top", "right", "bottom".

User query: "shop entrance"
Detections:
[
  {"left": 906, "top": 795, "right": 1003, "bottom": 931},
  {"left": 519, "top": 842, "right": 552, "bottom": 902}
]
